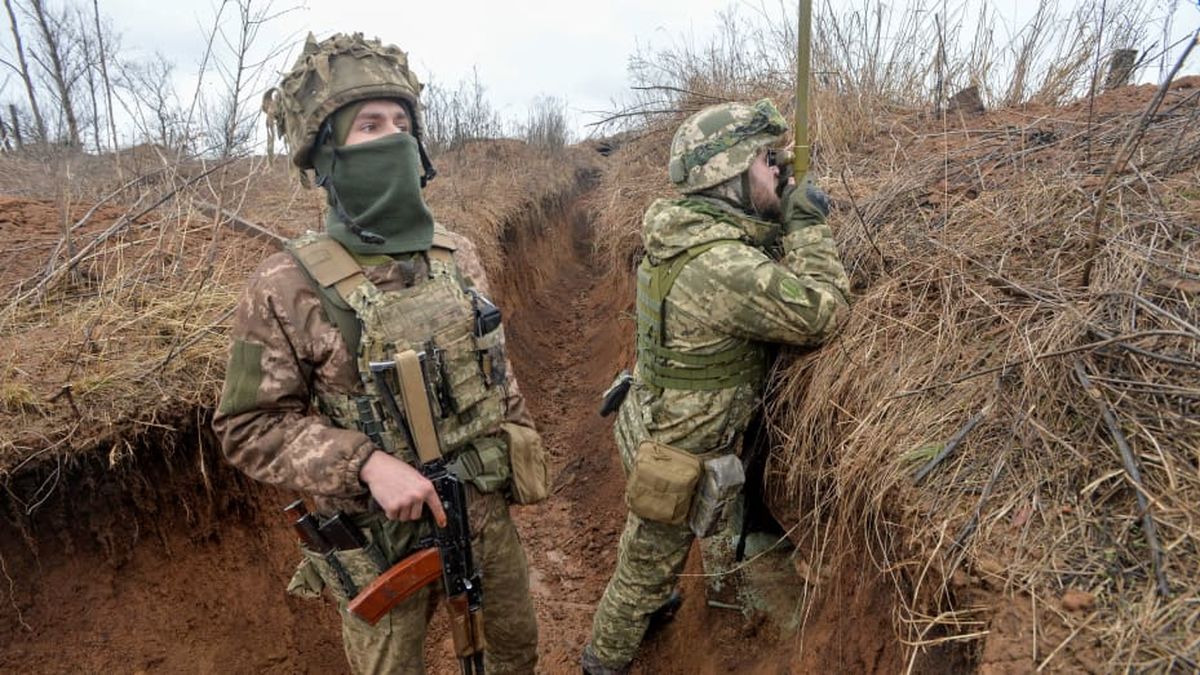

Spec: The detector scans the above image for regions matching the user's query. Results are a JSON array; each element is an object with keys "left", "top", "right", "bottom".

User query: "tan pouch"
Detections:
[
  {"left": 501, "top": 422, "right": 550, "bottom": 504},
  {"left": 625, "top": 440, "right": 702, "bottom": 525}
]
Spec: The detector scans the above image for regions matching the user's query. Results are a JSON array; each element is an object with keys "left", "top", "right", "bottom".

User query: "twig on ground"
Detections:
[
  {"left": 1072, "top": 358, "right": 1170, "bottom": 597},
  {"left": 913, "top": 404, "right": 992, "bottom": 484},
  {"left": 893, "top": 330, "right": 1198, "bottom": 398},
  {"left": 840, "top": 167, "right": 886, "bottom": 271},
  {"left": 192, "top": 199, "right": 285, "bottom": 248},
  {"left": 952, "top": 452, "right": 1007, "bottom": 550},
  {"left": 4, "top": 159, "right": 235, "bottom": 311}
]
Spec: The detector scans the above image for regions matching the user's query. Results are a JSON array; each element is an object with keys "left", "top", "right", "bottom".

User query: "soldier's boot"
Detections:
[
  {"left": 581, "top": 643, "right": 630, "bottom": 675},
  {"left": 643, "top": 589, "right": 683, "bottom": 637}
]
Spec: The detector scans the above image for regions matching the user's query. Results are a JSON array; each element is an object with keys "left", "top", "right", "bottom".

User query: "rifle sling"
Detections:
[{"left": 396, "top": 349, "right": 442, "bottom": 465}]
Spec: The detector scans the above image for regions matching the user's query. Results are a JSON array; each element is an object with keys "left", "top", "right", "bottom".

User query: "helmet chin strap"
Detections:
[{"left": 740, "top": 172, "right": 762, "bottom": 219}]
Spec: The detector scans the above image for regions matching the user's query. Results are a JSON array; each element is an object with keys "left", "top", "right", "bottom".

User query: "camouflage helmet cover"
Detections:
[
  {"left": 667, "top": 99, "right": 789, "bottom": 194},
  {"left": 262, "top": 32, "right": 424, "bottom": 169}
]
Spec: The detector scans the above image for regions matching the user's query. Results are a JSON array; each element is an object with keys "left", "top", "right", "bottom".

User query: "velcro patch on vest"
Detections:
[{"left": 293, "top": 238, "right": 363, "bottom": 288}]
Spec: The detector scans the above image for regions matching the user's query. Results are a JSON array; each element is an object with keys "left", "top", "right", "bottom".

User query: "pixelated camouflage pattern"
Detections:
[
  {"left": 212, "top": 229, "right": 536, "bottom": 517},
  {"left": 589, "top": 511, "right": 692, "bottom": 670},
  {"left": 262, "top": 32, "right": 425, "bottom": 169},
  {"left": 293, "top": 490, "right": 537, "bottom": 674},
  {"left": 288, "top": 232, "right": 509, "bottom": 462},
  {"left": 588, "top": 193, "right": 849, "bottom": 668},
  {"left": 668, "top": 99, "right": 789, "bottom": 194}
]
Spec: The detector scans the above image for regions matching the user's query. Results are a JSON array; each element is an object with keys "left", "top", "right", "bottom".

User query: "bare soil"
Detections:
[{"left": 0, "top": 177, "right": 905, "bottom": 673}]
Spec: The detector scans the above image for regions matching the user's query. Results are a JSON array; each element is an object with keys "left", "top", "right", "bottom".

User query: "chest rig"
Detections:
[
  {"left": 636, "top": 200, "right": 768, "bottom": 392},
  {"left": 288, "top": 229, "right": 507, "bottom": 464}
]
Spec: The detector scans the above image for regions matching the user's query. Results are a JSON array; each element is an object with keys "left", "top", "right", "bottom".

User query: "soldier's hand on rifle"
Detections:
[{"left": 360, "top": 450, "right": 448, "bottom": 527}]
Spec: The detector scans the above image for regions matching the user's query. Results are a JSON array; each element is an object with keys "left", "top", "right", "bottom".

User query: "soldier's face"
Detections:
[
  {"left": 344, "top": 100, "right": 412, "bottom": 146},
  {"left": 747, "top": 148, "right": 782, "bottom": 220}
]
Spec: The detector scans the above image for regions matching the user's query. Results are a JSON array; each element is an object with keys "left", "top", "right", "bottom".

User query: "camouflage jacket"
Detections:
[
  {"left": 212, "top": 231, "right": 535, "bottom": 515},
  {"left": 618, "top": 196, "right": 850, "bottom": 459}
]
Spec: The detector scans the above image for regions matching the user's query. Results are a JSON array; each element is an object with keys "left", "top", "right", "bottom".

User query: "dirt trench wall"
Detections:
[
  {"left": 0, "top": 415, "right": 347, "bottom": 672},
  {"left": 0, "top": 168, "right": 609, "bottom": 675}
]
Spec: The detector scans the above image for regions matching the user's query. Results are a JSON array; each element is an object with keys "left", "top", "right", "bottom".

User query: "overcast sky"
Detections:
[
  {"left": 89, "top": 0, "right": 745, "bottom": 139},
  {"left": 3, "top": 0, "right": 1198, "bottom": 144}
]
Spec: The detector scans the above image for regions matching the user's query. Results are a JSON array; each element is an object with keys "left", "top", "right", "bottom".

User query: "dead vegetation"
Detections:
[
  {"left": 585, "top": 1, "right": 1199, "bottom": 671},
  {"left": 0, "top": 140, "right": 595, "bottom": 483}
]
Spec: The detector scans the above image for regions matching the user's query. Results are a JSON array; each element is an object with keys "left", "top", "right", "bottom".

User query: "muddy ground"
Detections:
[{"left": 0, "top": 181, "right": 911, "bottom": 673}]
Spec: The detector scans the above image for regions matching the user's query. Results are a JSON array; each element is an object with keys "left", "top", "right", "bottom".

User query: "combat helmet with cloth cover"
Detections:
[
  {"left": 667, "top": 98, "right": 789, "bottom": 194},
  {"left": 261, "top": 32, "right": 436, "bottom": 185}
]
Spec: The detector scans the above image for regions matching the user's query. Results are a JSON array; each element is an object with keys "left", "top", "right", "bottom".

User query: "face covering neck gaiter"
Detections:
[{"left": 311, "top": 132, "right": 435, "bottom": 256}]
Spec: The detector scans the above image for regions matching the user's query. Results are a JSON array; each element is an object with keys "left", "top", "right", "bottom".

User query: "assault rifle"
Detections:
[{"left": 357, "top": 351, "right": 486, "bottom": 675}]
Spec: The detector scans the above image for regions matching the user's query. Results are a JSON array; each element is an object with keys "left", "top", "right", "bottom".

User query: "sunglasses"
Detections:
[{"left": 765, "top": 148, "right": 779, "bottom": 167}]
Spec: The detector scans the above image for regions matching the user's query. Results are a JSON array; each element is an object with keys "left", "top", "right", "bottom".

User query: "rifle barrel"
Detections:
[{"left": 794, "top": 0, "right": 813, "bottom": 177}]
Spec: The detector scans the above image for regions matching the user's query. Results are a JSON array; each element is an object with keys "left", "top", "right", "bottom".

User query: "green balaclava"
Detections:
[{"left": 311, "top": 101, "right": 435, "bottom": 256}]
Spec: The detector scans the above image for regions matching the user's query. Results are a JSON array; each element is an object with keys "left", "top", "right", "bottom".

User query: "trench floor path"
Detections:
[{"left": 424, "top": 197, "right": 791, "bottom": 674}]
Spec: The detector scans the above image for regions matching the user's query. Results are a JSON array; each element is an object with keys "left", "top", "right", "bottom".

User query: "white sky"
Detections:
[
  {"left": 2, "top": 0, "right": 1198, "bottom": 143},
  {"left": 90, "top": 0, "right": 744, "bottom": 139}
]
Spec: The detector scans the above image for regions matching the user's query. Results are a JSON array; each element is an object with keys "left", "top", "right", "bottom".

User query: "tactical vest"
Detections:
[
  {"left": 636, "top": 238, "right": 767, "bottom": 391},
  {"left": 287, "top": 229, "right": 506, "bottom": 465}
]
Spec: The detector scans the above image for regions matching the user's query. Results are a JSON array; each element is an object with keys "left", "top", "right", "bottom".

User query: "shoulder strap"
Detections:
[
  {"left": 429, "top": 223, "right": 457, "bottom": 265},
  {"left": 644, "top": 239, "right": 739, "bottom": 304},
  {"left": 287, "top": 235, "right": 367, "bottom": 356}
]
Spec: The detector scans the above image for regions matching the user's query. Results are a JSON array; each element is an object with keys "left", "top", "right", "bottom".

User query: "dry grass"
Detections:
[
  {"left": 584, "top": 1, "right": 1198, "bottom": 669},
  {"left": 0, "top": 140, "right": 597, "bottom": 479},
  {"left": 765, "top": 85, "right": 1200, "bottom": 669}
]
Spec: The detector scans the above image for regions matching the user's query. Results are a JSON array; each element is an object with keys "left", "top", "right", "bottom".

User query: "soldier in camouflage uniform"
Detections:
[
  {"left": 581, "top": 99, "right": 850, "bottom": 674},
  {"left": 213, "top": 33, "right": 540, "bottom": 674}
]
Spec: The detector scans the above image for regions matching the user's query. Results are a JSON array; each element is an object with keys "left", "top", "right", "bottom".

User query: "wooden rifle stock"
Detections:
[
  {"left": 347, "top": 547, "right": 442, "bottom": 625},
  {"left": 446, "top": 593, "right": 487, "bottom": 659}
]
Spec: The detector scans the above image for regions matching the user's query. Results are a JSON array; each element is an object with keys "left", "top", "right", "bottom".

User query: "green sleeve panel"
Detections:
[{"left": 218, "top": 339, "right": 264, "bottom": 415}]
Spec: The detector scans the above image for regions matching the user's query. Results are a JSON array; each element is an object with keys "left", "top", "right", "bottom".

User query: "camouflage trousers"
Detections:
[
  {"left": 588, "top": 511, "right": 694, "bottom": 669},
  {"left": 325, "top": 491, "right": 538, "bottom": 675}
]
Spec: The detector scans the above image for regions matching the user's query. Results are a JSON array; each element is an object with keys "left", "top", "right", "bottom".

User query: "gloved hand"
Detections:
[{"left": 781, "top": 177, "right": 830, "bottom": 233}]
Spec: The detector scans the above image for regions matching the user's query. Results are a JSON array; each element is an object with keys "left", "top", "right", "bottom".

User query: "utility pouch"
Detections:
[
  {"left": 286, "top": 556, "right": 326, "bottom": 599},
  {"left": 470, "top": 289, "right": 507, "bottom": 387},
  {"left": 687, "top": 454, "right": 746, "bottom": 538},
  {"left": 449, "top": 436, "right": 511, "bottom": 493},
  {"left": 296, "top": 542, "right": 387, "bottom": 602},
  {"left": 502, "top": 422, "right": 550, "bottom": 504},
  {"left": 625, "top": 440, "right": 702, "bottom": 525}
]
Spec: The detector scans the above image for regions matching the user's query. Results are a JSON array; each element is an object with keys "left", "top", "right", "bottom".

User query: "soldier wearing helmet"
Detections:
[
  {"left": 582, "top": 99, "right": 850, "bottom": 674},
  {"left": 214, "top": 33, "right": 541, "bottom": 673}
]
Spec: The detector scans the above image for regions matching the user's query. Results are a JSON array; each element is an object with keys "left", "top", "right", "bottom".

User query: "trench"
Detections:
[{"left": 0, "top": 174, "right": 909, "bottom": 673}]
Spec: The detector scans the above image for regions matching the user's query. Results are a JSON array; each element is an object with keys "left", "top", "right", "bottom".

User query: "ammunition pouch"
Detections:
[
  {"left": 625, "top": 440, "right": 703, "bottom": 525},
  {"left": 293, "top": 541, "right": 387, "bottom": 603},
  {"left": 502, "top": 422, "right": 550, "bottom": 505},
  {"left": 449, "top": 436, "right": 511, "bottom": 494}
]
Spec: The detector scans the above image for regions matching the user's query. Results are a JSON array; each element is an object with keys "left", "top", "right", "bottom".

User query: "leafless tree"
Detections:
[
  {"left": 75, "top": 8, "right": 100, "bottom": 152},
  {"left": 423, "top": 68, "right": 505, "bottom": 154},
  {"left": 91, "top": 0, "right": 118, "bottom": 153},
  {"left": 202, "top": 0, "right": 294, "bottom": 158},
  {"left": 6, "top": 102, "right": 23, "bottom": 146},
  {"left": 114, "top": 52, "right": 184, "bottom": 150},
  {"left": 27, "top": 0, "right": 83, "bottom": 145},
  {"left": 522, "top": 95, "right": 570, "bottom": 150},
  {"left": 2, "top": 0, "right": 45, "bottom": 142}
]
